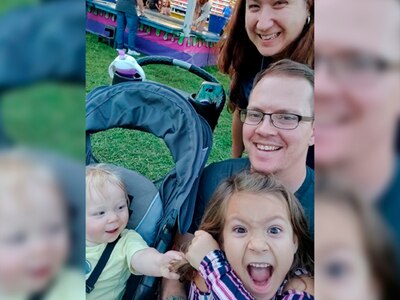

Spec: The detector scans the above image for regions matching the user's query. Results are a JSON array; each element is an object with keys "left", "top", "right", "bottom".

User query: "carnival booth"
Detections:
[{"left": 86, "top": 0, "right": 234, "bottom": 66}]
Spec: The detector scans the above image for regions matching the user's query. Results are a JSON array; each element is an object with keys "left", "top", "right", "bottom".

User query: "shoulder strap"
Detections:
[{"left": 86, "top": 235, "right": 121, "bottom": 294}]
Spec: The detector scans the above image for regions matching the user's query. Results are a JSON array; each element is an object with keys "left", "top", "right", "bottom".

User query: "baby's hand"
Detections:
[
  {"left": 159, "top": 250, "right": 184, "bottom": 280},
  {"left": 186, "top": 230, "right": 219, "bottom": 270}
]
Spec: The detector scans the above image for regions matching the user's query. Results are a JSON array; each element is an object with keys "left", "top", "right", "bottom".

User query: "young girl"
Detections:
[
  {"left": 175, "top": 170, "right": 314, "bottom": 299},
  {"left": 86, "top": 164, "right": 183, "bottom": 300},
  {"left": 315, "top": 182, "right": 399, "bottom": 300}
]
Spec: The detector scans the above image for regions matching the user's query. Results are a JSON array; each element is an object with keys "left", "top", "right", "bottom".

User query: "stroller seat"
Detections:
[{"left": 86, "top": 55, "right": 226, "bottom": 298}]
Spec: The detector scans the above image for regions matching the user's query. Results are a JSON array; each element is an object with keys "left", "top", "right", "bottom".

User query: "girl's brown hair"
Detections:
[
  {"left": 175, "top": 170, "right": 314, "bottom": 282},
  {"left": 218, "top": 0, "right": 314, "bottom": 112}
]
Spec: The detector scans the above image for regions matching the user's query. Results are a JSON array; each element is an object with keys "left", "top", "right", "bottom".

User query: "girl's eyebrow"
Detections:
[{"left": 226, "top": 214, "right": 289, "bottom": 224}]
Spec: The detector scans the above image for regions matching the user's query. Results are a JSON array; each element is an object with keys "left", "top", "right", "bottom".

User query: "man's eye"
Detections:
[
  {"left": 347, "top": 57, "right": 372, "bottom": 71},
  {"left": 5, "top": 233, "right": 27, "bottom": 245},
  {"left": 276, "top": 114, "right": 297, "bottom": 121},
  {"left": 248, "top": 112, "right": 261, "bottom": 118}
]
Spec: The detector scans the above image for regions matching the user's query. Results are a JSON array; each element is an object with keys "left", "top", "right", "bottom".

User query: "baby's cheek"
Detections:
[
  {"left": 0, "top": 246, "right": 28, "bottom": 289},
  {"left": 86, "top": 220, "right": 102, "bottom": 240}
]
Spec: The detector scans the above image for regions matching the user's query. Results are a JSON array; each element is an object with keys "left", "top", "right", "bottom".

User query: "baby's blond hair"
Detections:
[{"left": 86, "top": 164, "right": 129, "bottom": 206}]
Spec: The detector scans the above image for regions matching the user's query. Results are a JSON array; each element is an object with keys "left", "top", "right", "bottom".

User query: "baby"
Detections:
[
  {"left": 86, "top": 164, "right": 183, "bottom": 299},
  {"left": 0, "top": 150, "right": 84, "bottom": 299}
]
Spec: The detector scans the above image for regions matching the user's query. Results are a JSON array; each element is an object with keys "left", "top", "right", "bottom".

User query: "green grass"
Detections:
[
  {"left": 86, "top": 33, "right": 233, "bottom": 180},
  {"left": 2, "top": 83, "right": 85, "bottom": 161}
]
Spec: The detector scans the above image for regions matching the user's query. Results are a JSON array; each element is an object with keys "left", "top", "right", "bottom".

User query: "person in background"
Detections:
[
  {"left": 220, "top": 0, "right": 233, "bottom": 35},
  {"left": 161, "top": 0, "right": 171, "bottom": 16},
  {"left": 193, "top": 0, "right": 211, "bottom": 32},
  {"left": 115, "top": 0, "right": 145, "bottom": 56}
]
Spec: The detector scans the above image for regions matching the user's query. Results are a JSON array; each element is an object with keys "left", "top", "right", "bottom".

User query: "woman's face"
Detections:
[{"left": 245, "top": 0, "right": 309, "bottom": 57}]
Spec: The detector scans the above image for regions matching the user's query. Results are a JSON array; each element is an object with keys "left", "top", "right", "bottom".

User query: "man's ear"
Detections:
[{"left": 308, "top": 122, "right": 315, "bottom": 146}]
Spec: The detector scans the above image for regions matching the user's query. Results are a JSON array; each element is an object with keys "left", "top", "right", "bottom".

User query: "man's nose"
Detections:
[{"left": 255, "top": 115, "right": 278, "bottom": 135}]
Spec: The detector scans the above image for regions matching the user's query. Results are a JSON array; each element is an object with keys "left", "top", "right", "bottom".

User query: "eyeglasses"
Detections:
[
  {"left": 315, "top": 53, "right": 400, "bottom": 86},
  {"left": 239, "top": 109, "right": 314, "bottom": 130}
]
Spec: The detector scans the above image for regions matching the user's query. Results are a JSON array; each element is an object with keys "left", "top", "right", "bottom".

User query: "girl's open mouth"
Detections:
[{"left": 247, "top": 263, "right": 273, "bottom": 286}]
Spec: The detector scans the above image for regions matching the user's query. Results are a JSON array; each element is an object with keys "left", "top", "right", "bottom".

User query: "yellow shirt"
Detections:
[
  {"left": 86, "top": 229, "right": 149, "bottom": 300},
  {"left": 0, "top": 268, "right": 85, "bottom": 300}
]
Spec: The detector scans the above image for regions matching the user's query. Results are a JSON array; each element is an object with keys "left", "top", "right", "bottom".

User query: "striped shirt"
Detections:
[{"left": 188, "top": 250, "right": 314, "bottom": 300}]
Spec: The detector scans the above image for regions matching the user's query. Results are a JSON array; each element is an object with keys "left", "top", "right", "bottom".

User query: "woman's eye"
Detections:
[
  {"left": 273, "top": 1, "right": 288, "bottom": 8},
  {"left": 268, "top": 226, "right": 282, "bottom": 235},
  {"left": 247, "top": 2, "right": 260, "bottom": 10},
  {"left": 233, "top": 226, "right": 247, "bottom": 234}
]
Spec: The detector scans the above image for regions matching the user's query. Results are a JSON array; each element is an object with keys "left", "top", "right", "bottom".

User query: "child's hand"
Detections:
[
  {"left": 159, "top": 250, "right": 185, "bottom": 280},
  {"left": 186, "top": 230, "right": 219, "bottom": 270}
]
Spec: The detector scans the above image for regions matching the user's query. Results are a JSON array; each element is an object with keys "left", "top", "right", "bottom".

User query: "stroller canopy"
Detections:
[{"left": 86, "top": 81, "right": 213, "bottom": 237}]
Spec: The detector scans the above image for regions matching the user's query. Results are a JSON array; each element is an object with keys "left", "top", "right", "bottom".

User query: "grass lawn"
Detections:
[{"left": 86, "top": 33, "right": 234, "bottom": 181}]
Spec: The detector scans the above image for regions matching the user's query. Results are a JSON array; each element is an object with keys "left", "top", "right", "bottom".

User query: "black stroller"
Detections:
[{"left": 86, "top": 56, "right": 226, "bottom": 299}]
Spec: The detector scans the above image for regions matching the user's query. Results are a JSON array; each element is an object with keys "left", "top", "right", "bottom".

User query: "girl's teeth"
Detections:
[{"left": 249, "top": 263, "right": 270, "bottom": 268}]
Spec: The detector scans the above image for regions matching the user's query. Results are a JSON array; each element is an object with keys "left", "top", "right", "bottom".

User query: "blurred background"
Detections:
[
  {"left": 0, "top": 0, "right": 85, "bottom": 298},
  {"left": 315, "top": 0, "right": 400, "bottom": 299}
]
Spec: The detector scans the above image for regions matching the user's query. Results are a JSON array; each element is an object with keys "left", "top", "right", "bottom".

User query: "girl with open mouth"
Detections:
[{"left": 173, "top": 170, "right": 314, "bottom": 299}]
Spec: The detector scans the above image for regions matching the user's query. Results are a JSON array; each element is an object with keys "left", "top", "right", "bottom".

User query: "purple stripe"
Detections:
[
  {"left": 225, "top": 271, "right": 252, "bottom": 299},
  {"left": 87, "top": 12, "right": 116, "bottom": 26}
]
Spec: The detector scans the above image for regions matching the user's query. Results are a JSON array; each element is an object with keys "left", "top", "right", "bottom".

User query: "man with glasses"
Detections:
[
  {"left": 191, "top": 59, "right": 315, "bottom": 234},
  {"left": 161, "top": 59, "right": 315, "bottom": 300}
]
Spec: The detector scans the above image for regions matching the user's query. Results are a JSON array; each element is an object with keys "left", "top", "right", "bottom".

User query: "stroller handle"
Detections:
[{"left": 136, "top": 56, "right": 219, "bottom": 84}]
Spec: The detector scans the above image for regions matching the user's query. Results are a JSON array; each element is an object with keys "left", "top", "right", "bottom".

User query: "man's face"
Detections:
[
  {"left": 314, "top": 0, "right": 400, "bottom": 167},
  {"left": 243, "top": 75, "right": 314, "bottom": 177}
]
